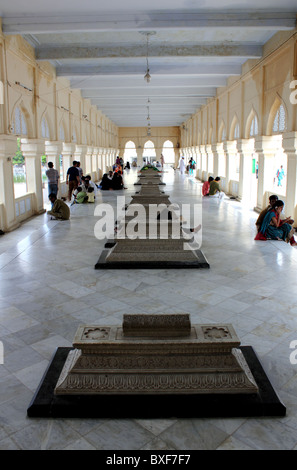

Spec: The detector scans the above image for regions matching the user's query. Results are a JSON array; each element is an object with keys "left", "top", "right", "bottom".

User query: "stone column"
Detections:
[
  {"left": 282, "top": 131, "right": 297, "bottom": 221},
  {"left": 74, "top": 144, "right": 87, "bottom": 178},
  {"left": 0, "top": 135, "right": 19, "bottom": 231},
  {"left": 211, "top": 143, "right": 225, "bottom": 178},
  {"left": 136, "top": 148, "right": 143, "bottom": 167},
  {"left": 97, "top": 147, "right": 104, "bottom": 177},
  {"left": 45, "top": 141, "right": 62, "bottom": 171},
  {"left": 20, "top": 139, "right": 45, "bottom": 214},
  {"left": 254, "top": 135, "right": 280, "bottom": 211},
  {"left": 85, "top": 146, "right": 93, "bottom": 175},
  {"left": 194, "top": 146, "right": 202, "bottom": 178},
  {"left": 62, "top": 143, "right": 76, "bottom": 181},
  {"left": 205, "top": 145, "right": 213, "bottom": 175},
  {"left": 199, "top": 145, "right": 207, "bottom": 179},
  {"left": 223, "top": 140, "right": 238, "bottom": 195},
  {"left": 236, "top": 139, "right": 255, "bottom": 202},
  {"left": 91, "top": 147, "right": 99, "bottom": 175}
]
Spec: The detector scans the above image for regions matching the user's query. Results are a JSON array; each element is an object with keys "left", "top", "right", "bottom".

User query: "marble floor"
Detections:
[{"left": 1, "top": 168, "right": 297, "bottom": 450}]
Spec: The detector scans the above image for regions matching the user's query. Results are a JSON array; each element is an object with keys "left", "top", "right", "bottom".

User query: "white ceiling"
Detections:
[{"left": 1, "top": 1, "right": 297, "bottom": 128}]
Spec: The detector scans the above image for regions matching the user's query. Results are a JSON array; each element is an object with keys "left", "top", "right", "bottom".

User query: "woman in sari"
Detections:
[{"left": 255, "top": 200, "right": 297, "bottom": 246}]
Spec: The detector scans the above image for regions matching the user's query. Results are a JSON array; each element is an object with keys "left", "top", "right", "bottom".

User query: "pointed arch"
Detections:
[
  {"left": 230, "top": 114, "right": 240, "bottom": 140},
  {"left": 218, "top": 120, "right": 226, "bottom": 142},
  {"left": 11, "top": 101, "right": 32, "bottom": 137},
  {"left": 40, "top": 110, "right": 52, "bottom": 140},
  {"left": 245, "top": 108, "right": 259, "bottom": 138},
  {"left": 267, "top": 95, "right": 287, "bottom": 135}
]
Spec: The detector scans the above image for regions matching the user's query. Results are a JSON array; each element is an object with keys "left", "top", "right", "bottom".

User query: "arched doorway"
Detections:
[
  {"left": 123, "top": 140, "right": 137, "bottom": 165},
  {"left": 162, "top": 140, "right": 175, "bottom": 167},
  {"left": 143, "top": 140, "right": 156, "bottom": 164}
]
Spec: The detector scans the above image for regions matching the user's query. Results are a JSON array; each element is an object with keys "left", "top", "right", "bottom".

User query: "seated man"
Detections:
[
  {"left": 209, "top": 177, "right": 225, "bottom": 200},
  {"left": 47, "top": 193, "right": 70, "bottom": 220}
]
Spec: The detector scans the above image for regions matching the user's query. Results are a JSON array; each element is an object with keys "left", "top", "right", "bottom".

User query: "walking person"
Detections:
[
  {"left": 66, "top": 161, "right": 80, "bottom": 201},
  {"left": 179, "top": 156, "right": 186, "bottom": 175}
]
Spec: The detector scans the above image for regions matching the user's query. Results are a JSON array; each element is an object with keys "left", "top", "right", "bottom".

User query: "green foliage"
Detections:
[{"left": 13, "top": 138, "right": 24, "bottom": 166}]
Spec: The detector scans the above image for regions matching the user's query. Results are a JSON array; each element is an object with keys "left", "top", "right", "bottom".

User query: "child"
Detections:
[
  {"left": 74, "top": 187, "right": 88, "bottom": 204},
  {"left": 87, "top": 186, "right": 95, "bottom": 203}
]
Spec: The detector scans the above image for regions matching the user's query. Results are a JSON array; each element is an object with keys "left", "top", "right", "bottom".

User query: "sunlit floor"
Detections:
[{"left": 1, "top": 167, "right": 297, "bottom": 450}]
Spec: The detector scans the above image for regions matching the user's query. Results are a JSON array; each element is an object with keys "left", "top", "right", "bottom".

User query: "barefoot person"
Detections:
[{"left": 47, "top": 194, "right": 70, "bottom": 220}]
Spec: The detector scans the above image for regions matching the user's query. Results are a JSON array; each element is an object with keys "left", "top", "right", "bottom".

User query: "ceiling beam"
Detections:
[
  {"left": 57, "top": 63, "right": 242, "bottom": 76},
  {"left": 69, "top": 76, "right": 227, "bottom": 88},
  {"left": 81, "top": 87, "right": 216, "bottom": 98},
  {"left": 3, "top": 11, "right": 296, "bottom": 34},
  {"left": 36, "top": 44, "right": 262, "bottom": 60}
]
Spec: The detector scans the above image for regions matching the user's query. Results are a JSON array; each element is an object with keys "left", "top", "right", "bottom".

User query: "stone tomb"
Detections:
[
  {"left": 27, "top": 314, "right": 286, "bottom": 417},
  {"left": 54, "top": 314, "right": 258, "bottom": 395}
]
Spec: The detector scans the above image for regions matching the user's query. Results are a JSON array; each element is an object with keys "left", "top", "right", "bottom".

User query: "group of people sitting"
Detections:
[
  {"left": 255, "top": 194, "right": 297, "bottom": 246},
  {"left": 71, "top": 175, "right": 97, "bottom": 205},
  {"left": 99, "top": 169, "right": 126, "bottom": 191},
  {"left": 202, "top": 176, "right": 225, "bottom": 200}
]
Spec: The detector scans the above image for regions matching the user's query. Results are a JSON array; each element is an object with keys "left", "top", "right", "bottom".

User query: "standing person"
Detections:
[
  {"left": 160, "top": 154, "right": 165, "bottom": 169},
  {"left": 47, "top": 194, "right": 70, "bottom": 220},
  {"left": 276, "top": 165, "right": 285, "bottom": 187},
  {"left": 45, "top": 162, "right": 59, "bottom": 197},
  {"left": 66, "top": 161, "right": 80, "bottom": 201},
  {"left": 179, "top": 156, "right": 186, "bottom": 175},
  {"left": 76, "top": 161, "right": 83, "bottom": 184},
  {"left": 189, "top": 158, "right": 196, "bottom": 176}
]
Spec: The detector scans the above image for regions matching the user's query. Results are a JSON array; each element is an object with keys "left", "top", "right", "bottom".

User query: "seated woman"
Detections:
[
  {"left": 100, "top": 171, "right": 114, "bottom": 190},
  {"left": 112, "top": 171, "right": 124, "bottom": 190},
  {"left": 255, "top": 200, "right": 297, "bottom": 246},
  {"left": 202, "top": 176, "right": 214, "bottom": 196}
]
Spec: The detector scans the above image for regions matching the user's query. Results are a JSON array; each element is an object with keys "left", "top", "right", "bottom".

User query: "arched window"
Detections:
[
  {"left": 41, "top": 116, "right": 50, "bottom": 139},
  {"left": 272, "top": 104, "right": 286, "bottom": 134},
  {"left": 249, "top": 115, "right": 258, "bottom": 137},
  {"left": 12, "top": 106, "right": 27, "bottom": 136},
  {"left": 234, "top": 123, "right": 240, "bottom": 140},
  {"left": 221, "top": 127, "right": 226, "bottom": 142}
]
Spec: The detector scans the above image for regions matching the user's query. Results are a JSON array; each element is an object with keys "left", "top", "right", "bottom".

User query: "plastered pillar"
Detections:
[
  {"left": 254, "top": 135, "right": 280, "bottom": 211},
  {"left": 0, "top": 135, "right": 19, "bottom": 231},
  {"left": 212, "top": 143, "right": 225, "bottom": 178},
  {"left": 74, "top": 145, "right": 87, "bottom": 178},
  {"left": 237, "top": 139, "right": 255, "bottom": 202},
  {"left": 62, "top": 143, "right": 76, "bottom": 181},
  {"left": 282, "top": 131, "right": 297, "bottom": 221},
  {"left": 20, "top": 138, "right": 45, "bottom": 214},
  {"left": 223, "top": 140, "right": 238, "bottom": 195},
  {"left": 45, "top": 141, "right": 62, "bottom": 171}
]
